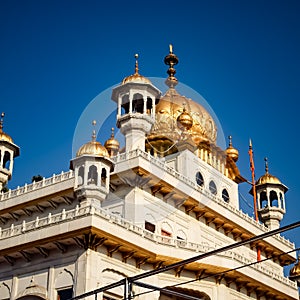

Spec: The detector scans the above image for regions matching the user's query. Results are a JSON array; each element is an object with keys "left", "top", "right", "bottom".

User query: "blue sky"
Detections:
[{"left": 0, "top": 1, "right": 299, "bottom": 258}]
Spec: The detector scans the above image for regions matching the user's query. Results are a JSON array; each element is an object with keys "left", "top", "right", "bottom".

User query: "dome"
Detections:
[
  {"left": 104, "top": 128, "right": 120, "bottom": 156},
  {"left": 0, "top": 130, "right": 13, "bottom": 143},
  {"left": 290, "top": 257, "right": 300, "bottom": 279},
  {"left": 148, "top": 88, "right": 217, "bottom": 145},
  {"left": 256, "top": 173, "right": 282, "bottom": 185},
  {"left": 122, "top": 73, "right": 152, "bottom": 85},
  {"left": 177, "top": 107, "right": 193, "bottom": 131},
  {"left": 122, "top": 54, "right": 151, "bottom": 85},
  {"left": 77, "top": 140, "right": 109, "bottom": 157},
  {"left": 225, "top": 136, "right": 239, "bottom": 162}
]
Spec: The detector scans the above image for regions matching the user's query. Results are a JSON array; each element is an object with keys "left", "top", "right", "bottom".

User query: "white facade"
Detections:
[{"left": 0, "top": 50, "right": 298, "bottom": 300}]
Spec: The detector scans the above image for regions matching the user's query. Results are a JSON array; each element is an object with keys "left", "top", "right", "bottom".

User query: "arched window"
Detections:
[
  {"left": 88, "top": 165, "right": 98, "bottom": 185},
  {"left": 209, "top": 180, "right": 217, "bottom": 195},
  {"left": 146, "top": 96, "right": 153, "bottom": 114},
  {"left": 121, "top": 94, "right": 129, "bottom": 114},
  {"left": 222, "top": 189, "right": 229, "bottom": 202},
  {"left": 270, "top": 190, "right": 279, "bottom": 207},
  {"left": 196, "top": 172, "right": 204, "bottom": 187},
  {"left": 132, "top": 93, "right": 144, "bottom": 113},
  {"left": 3, "top": 151, "right": 10, "bottom": 170},
  {"left": 101, "top": 168, "right": 107, "bottom": 187},
  {"left": 78, "top": 166, "right": 84, "bottom": 186},
  {"left": 280, "top": 193, "right": 284, "bottom": 209},
  {"left": 260, "top": 191, "right": 268, "bottom": 208}
]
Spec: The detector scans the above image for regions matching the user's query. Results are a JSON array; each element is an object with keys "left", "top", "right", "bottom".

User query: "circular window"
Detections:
[
  {"left": 222, "top": 189, "right": 229, "bottom": 202},
  {"left": 209, "top": 180, "right": 217, "bottom": 195},
  {"left": 196, "top": 172, "right": 204, "bottom": 186}
]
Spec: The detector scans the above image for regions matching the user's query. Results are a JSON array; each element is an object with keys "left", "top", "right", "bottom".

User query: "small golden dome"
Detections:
[
  {"left": 290, "top": 257, "right": 300, "bottom": 279},
  {"left": 104, "top": 128, "right": 120, "bottom": 156},
  {"left": 256, "top": 173, "right": 281, "bottom": 185},
  {"left": 0, "top": 112, "right": 13, "bottom": 143},
  {"left": 256, "top": 158, "right": 281, "bottom": 185},
  {"left": 122, "top": 54, "right": 151, "bottom": 85},
  {"left": 76, "top": 120, "right": 109, "bottom": 157},
  {"left": 177, "top": 105, "right": 193, "bottom": 131},
  {"left": 0, "top": 131, "right": 13, "bottom": 143},
  {"left": 226, "top": 136, "right": 239, "bottom": 162},
  {"left": 76, "top": 140, "right": 109, "bottom": 157}
]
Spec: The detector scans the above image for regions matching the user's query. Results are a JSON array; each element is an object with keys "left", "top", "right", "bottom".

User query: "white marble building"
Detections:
[{"left": 0, "top": 47, "right": 299, "bottom": 300}]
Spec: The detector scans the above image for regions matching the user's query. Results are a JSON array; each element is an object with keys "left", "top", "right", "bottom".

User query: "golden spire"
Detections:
[
  {"left": 134, "top": 54, "right": 139, "bottom": 74},
  {"left": 104, "top": 127, "right": 120, "bottom": 157},
  {"left": 164, "top": 44, "right": 179, "bottom": 88},
  {"left": 264, "top": 157, "right": 269, "bottom": 174},
  {"left": 92, "top": 120, "right": 97, "bottom": 141},
  {"left": 226, "top": 135, "right": 239, "bottom": 162},
  {"left": 0, "top": 112, "right": 4, "bottom": 132}
]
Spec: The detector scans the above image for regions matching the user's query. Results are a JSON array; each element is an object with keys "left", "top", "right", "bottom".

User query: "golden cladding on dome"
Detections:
[
  {"left": 256, "top": 173, "right": 281, "bottom": 185},
  {"left": 177, "top": 106, "right": 193, "bottom": 131},
  {"left": 104, "top": 128, "right": 120, "bottom": 156},
  {"left": 76, "top": 140, "right": 109, "bottom": 157},
  {"left": 226, "top": 136, "right": 239, "bottom": 162},
  {"left": 149, "top": 88, "right": 217, "bottom": 147}
]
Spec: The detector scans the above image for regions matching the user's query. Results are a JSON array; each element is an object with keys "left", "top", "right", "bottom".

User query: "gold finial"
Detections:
[
  {"left": 182, "top": 102, "right": 186, "bottom": 112},
  {"left": 134, "top": 54, "right": 139, "bottom": 74},
  {"left": 264, "top": 157, "right": 269, "bottom": 174},
  {"left": 228, "top": 135, "right": 232, "bottom": 147},
  {"left": 111, "top": 127, "right": 115, "bottom": 138},
  {"left": 0, "top": 112, "right": 4, "bottom": 132},
  {"left": 92, "top": 120, "right": 96, "bottom": 141},
  {"left": 164, "top": 44, "right": 179, "bottom": 88}
]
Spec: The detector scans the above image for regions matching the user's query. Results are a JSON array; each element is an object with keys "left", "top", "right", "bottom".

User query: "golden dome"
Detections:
[
  {"left": 0, "top": 131, "right": 13, "bottom": 143},
  {"left": 256, "top": 173, "right": 281, "bottom": 185},
  {"left": 256, "top": 158, "right": 281, "bottom": 185},
  {"left": 122, "top": 54, "right": 152, "bottom": 85},
  {"left": 226, "top": 136, "right": 239, "bottom": 162},
  {"left": 77, "top": 140, "right": 109, "bottom": 157},
  {"left": 147, "top": 46, "right": 217, "bottom": 152},
  {"left": 76, "top": 121, "right": 109, "bottom": 157},
  {"left": 177, "top": 105, "right": 193, "bottom": 131},
  {"left": 148, "top": 88, "right": 217, "bottom": 146},
  {"left": 0, "top": 112, "right": 13, "bottom": 143},
  {"left": 290, "top": 257, "right": 300, "bottom": 279},
  {"left": 104, "top": 128, "right": 120, "bottom": 156}
]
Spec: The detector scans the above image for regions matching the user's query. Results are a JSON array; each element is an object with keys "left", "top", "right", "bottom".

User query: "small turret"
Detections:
[
  {"left": 0, "top": 112, "right": 20, "bottom": 191},
  {"left": 70, "top": 121, "right": 114, "bottom": 205},
  {"left": 111, "top": 54, "right": 161, "bottom": 152},
  {"left": 250, "top": 158, "right": 287, "bottom": 230}
]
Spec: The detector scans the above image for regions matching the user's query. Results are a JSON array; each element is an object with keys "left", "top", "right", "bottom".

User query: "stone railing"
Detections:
[
  {"left": 112, "top": 149, "right": 294, "bottom": 248},
  {"left": 0, "top": 149, "right": 294, "bottom": 248},
  {"left": 0, "top": 170, "right": 74, "bottom": 201},
  {"left": 0, "top": 204, "right": 296, "bottom": 289}
]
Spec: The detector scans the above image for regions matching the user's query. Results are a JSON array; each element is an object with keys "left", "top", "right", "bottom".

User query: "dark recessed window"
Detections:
[
  {"left": 222, "top": 189, "right": 229, "bottom": 202},
  {"left": 196, "top": 172, "right": 204, "bottom": 186},
  {"left": 57, "top": 288, "right": 73, "bottom": 300},
  {"left": 209, "top": 180, "right": 217, "bottom": 195},
  {"left": 145, "top": 221, "right": 155, "bottom": 233}
]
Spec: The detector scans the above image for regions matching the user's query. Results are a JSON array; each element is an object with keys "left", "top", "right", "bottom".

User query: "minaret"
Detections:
[
  {"left": 111, "top": 54, "right": 161, "bottom": 152},
  {"left": 250, "top": 158, "right": 287, "bottom": 230},
  {"left": 70, "top": 121, "right": 114, "bottom": 206},
  {"left": 0, "top": 112, "right": 20, "bottom": 191}
]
